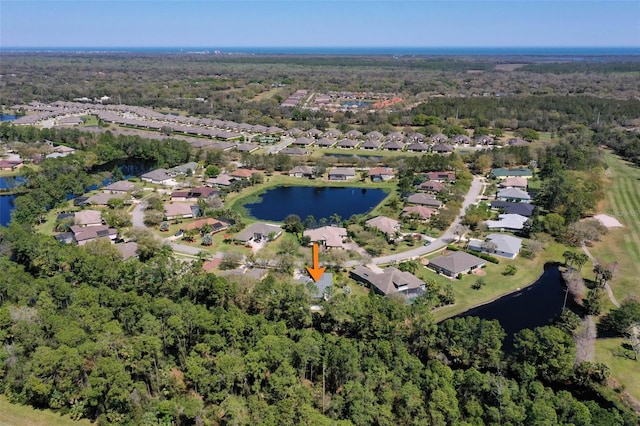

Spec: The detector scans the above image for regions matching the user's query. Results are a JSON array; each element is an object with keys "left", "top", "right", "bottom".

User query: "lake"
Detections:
[
  {"left": 0, "top": 176, "right": 25, "bottom": 227},
  {"left": 456, "top": 264, "right": 569, "bottom": 351},
  {"left": 242, "top": 186, "right": 389, "bottom": 222},
  {"left": 0, "top": 114, "right": 17, "bottom": 122}
]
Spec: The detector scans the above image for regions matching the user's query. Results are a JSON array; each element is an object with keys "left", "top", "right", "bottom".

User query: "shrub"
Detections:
[
  {"left": 502, "top": 265, "right": 518, "bottom": 276},
  {"left": 466, "top": 249, "right": 500, "bottom": 264}
]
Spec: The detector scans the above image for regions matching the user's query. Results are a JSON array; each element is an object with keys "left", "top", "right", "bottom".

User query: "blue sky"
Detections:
[{"left": 2, "top": 1, "right": 639, "bottom": 48}]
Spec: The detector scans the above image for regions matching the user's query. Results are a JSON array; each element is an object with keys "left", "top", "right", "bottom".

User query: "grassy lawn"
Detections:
[
  {"left": 0, "top": 396, "right": 92, "bottom": 426},
  {"left": 588, "top": 152, "right": 640, "bottom": 302},
  {"left": 428, "top": 241, "right": 570, "bottom": 322},
  {"left": 80, "top": 115, "right": 99, "bottom": 126},
  {"left": 594, "top": 338, "right": 640, "bottom": 402}
]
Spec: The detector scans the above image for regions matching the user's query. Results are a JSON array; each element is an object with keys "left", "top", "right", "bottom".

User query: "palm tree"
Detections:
[
  {"left": 563, "top": 250, "right": 576, "bottom": 270},
  {"left": 329, "top": 213, "right": 342, "bottom": 226},
  {"left": 574, "top": 253, "right": 589, "bottom": 272}
]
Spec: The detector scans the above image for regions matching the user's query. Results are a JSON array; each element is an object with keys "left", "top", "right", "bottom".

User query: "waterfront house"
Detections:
[
  {"left": 428, "top": 251, "right": 486, "bottom": 277},
  {"left": 328, "top": 167, "right": 356, "bottom": 180},
  {"left": 235, "top": 222, "right": 282, "bottom": 243},
  {"left": 303, "top": 226, "right": 348, "bottom": 249},
  {"left": 468, "top": 233, "right": 523, "bottom": 259}
]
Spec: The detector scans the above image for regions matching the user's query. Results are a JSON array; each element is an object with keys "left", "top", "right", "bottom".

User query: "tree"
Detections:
[
  {"left": 201, "top": 233, "right": 213, "bottom": 246},
  {"left": 544, "top": 213, "right": 565, "bottom": 238},
  {"left": 599, "top": 299, "right": 640, "bottom": 335},
  {"left": 111, "top": 165, "right": 124, "bottom": 181},
  {"left": 205, "top": 165, "right": 220, "bottom": 178},
  {"left": 220, "top": 251, "right": 243, "bottom": 270},
  {"left": 283, "top": 214, "right": 303, "bottom": 236},
  {"left": 513, "top": 326, "right": 576, "bottom": 382},
  {"left": 583, "top": 288, "right": 603, "bottom": 316},
  {"left": 472, "top": 277, "right": 487, "bottom": 290}
]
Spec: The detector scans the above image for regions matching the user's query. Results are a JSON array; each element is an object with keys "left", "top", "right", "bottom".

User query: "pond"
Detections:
[
  {"left": 0, "top": 114, "right": 17, "bottom": 122},
  {"left": 242, "top": 186, "right": 389, "bottom": 222},
  {"left": 455, "top": 264, "right": 570, "bottom": 351},
  {"left": 0, "top": 195, "right": 15, "bottom": 227}
]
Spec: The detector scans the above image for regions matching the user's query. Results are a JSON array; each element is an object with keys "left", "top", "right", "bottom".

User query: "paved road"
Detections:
[
  {"left": 131, "top": 200, "right": 206, "bottom": 256},
  {"left": 369, "top": 176, "right": 485, "bottom": 265},
  {"left": 266, "top": 136, "right": 293, "bottom": 154}
]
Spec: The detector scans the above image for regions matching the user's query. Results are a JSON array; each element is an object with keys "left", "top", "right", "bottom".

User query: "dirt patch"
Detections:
[{"left": 593, "top": 214, "right": 624, "bottom": 228}]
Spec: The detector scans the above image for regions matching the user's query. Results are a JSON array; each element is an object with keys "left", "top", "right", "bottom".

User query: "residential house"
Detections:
[
  {"left": 164, "top": 203, "right": 195, "bottom": 220},
  {"left": 235, "top": 143, "right": 260, "bottom": 153},
  {"left": 309, "top": 273, "right": 334, "bottom": 301},
  {"left": 499, "top": 177, "right": 528, "bottom": 189},
  {"left": 235, "top": 222, "right": 282, "bottom": 243},
  {"left": 86, "top": 192, "right": 126, "bottom": 206},
  {"left": 289, "top": 165, "right": 315, "bottom": 178},
  {"left": 230, "top": 169, "right": 255, "bottom": 180},
  {"left": 316, "top": 138, "right": 337, "bottom": 148},
  {"left": 350, "top": 265, "right": 425, "bottom": 298},
  {"left": 344, "top": 129, "right": 363, "bottom": 139},
  {"left": 280, "top": 147, "right": 309, "bottom": 156},
  {"left": 74, "top": 210, "right": 103, "bottom": 227},
  {"left": 184, "top": 217, "right": 229, "bottom": 233},
  {"left": 383, "top": 140, "right": 405, "bottom": 151},
  {"left": 365, "top": 131, "right": 384, "bottom": 141},
  {"left": 70, "top": 225, "right": 118, "bottom": 246},
  {"left": 0, "top": 160, "right": 23, "bottom": 171},
  {"left": 426, "top": 171, "right": 456, "bottom": 182},
  {"left": 507, "top": 138, "right": 529, "bottom": 146},
  {"left": 468, "top": 233, "right": 522, "bottom": 259},
  {"left": 490, "top": 167, "right": 533, "bottom": 180},
  {"left": 485, "top": 213, "right": 529, "bottom": 231},
  {"left": 490, "top": 201, "right": 536, "bottom": 217},
  {"left": 428, "top": 251, "right": 486, "bottom": 277},
  {"left": 103, "top": 180, "right": 135, "bottom": 194},
  {"left": 170, "top": 162, "right": 199, "bottom": 176},
  {"left": 475, "top": 135, "right": 494, "bottom": 146},
  {"left": 496, "top": 188, "right": 531, "bottom": 203},
  {"left": 303, "top": 226, "right": 348, "bottom": 249},
  {"left": 365, "top": 216, "right": 401, "bottom": 238},
  {"left": 369, "top": 167, "right": 395, "bottom": 181},
  {"left": 406, "top": 193, "right": 443, "bottom": 208},
  {"left": 406, "top": 142, "right": 429, "bottom": 153},
  {"left": 418, "top": 181, "right": 445, "bottom": 193},
  {"left": 452, "top": 135, "right": 471, "bottom": 145},
  {"left": 293, "top": 137, "right": 315, "bottom": 147},
  {"left": 360, "top": 140, "right": 383, "bottom": 150},
  {"left": 141, "top": 169, "right": 174, "bottom": 185},
  {"left": 206, "top": 174, "right": 236, "bottom": 187},
  {"left": 432, "top": 143, "right": 453, "bottom": 154},
  {"left": 337, "top": 139, "right": 359, "bottom": 149},
  {"left": 431, "top": 134, "right": 448, "bottom": 144},
  {"left": 402, "top": 205, "right": 437, "bottom": 221},
  {"left": 305, "top": 128, "right": 323, "bottom": 138},
  {"left": 328, "top": 167, "right": 356, "bottom": 181},
  {"left": 324, "top": 129, "right": 342, "bottom": 139}
]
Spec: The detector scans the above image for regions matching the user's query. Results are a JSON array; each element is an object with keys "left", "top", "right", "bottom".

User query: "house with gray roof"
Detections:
[
  {"left": 496, "top": 188, "right": 531, "bottom": 203},
  {"left": 432, "top": 143, "right": 453, "bottom": 154},
  {"left": 115, "top": 242, "right": 139, "bottom": 260},
  {"left": 499, "top": 177, "right": 528, "bottom": 189},
  {"left": 490, "top": 201, "right": 536, "bottom": 217},
  {"left": 171, "top": 162, "right": 199, "bottom": 176},
  {"left": 351, "top": 265, "right": 425, "bottom": 298},
  {"left": 141, "top": 169, "right": 174, "bottom": 185},
  {"left": 316, "top": 138, "right": 337, "bottom": 148},
  {"left": 453, "top": 135, "right": 471, "bottom": 145},
  {"left": 103, "top": 180, "right": 135, "bottom": 194},
  {"left": 235, "top": 222, "right": 282, "bottom": 243},
  {"left": 485, "top": 214, "right": 529, "bottom": 231},
  {"left": 328, "top": 167, "right": 356, "bottom": 180},
  {"left": 468, "top": 233, "right": 522, "bottom": 259},
  {"left": 344, "top": 129, "right": 363, "bottom": 139},
  {"left": 428, "top": 251, "right": 486, "bottom": 277},
  {"left": 360, "top": 140, "right": 383, "bottom": 150},
  {"left": 418, "top": 181, "right": 445, "bottom": 193},
  {"left": 490, "top": 167, "right": 533, "bottom": 179},
  {"left": 280, "top": 147, "right": 308, "bottom": 156},
  {"left": 164, "top": 203, "right": 195, "bottom": 220},
  {"left": 337, "top": 139, "right": 359, "bottom": 149},
  {"left": 70, "top": 225, "right": 118, "bottom": 246},
  {"left": 406, "top": 142, "right": 429, "bottom": 152},
  {"left": 406, "top": 193, "right": 443, "bottom": 208},
  {"left": 383, "top": 140, "right": 405, "bottom": 151},
  {"left": 86, "top": 192, "right": 126, "bottom": 206},
  {"left": 289, "top": 165, "right": 315, "bottom": 178}
]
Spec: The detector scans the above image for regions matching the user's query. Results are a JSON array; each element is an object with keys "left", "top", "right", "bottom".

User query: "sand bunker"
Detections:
[{"left": 593, "top": 214, "right": 624, "bottom": 228}]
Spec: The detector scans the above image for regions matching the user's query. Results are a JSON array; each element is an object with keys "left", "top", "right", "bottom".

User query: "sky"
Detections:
[{"left": 1, "top": 1, "right": 639, "bottom": 48}]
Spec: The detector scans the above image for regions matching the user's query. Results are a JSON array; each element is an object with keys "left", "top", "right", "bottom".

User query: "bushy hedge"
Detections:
[{"left": 466, "top": 249, "right": 500, "bottom": 264}]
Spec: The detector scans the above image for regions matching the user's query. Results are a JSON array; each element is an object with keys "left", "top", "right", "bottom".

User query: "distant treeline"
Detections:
[
  {"left": 517, "top": 61, "right": 640, "bottom": 73},
  {"left": 412, "top": 95, "right": 640, "bottom": 131}
]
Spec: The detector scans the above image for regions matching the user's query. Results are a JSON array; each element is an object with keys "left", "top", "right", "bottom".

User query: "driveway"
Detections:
[
  {"left": 131, "top": 199, "right": 208, "bottom": 256},
  {"left": 370, "top": 176, "right": 485, "bottom": 265}
]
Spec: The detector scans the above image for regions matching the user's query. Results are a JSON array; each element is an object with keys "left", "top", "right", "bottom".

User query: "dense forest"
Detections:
[{"left": 0, "top": 224, "right": 638, "bottom": 425}]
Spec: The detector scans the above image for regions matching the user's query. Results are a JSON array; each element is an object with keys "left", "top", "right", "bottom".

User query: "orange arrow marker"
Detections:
[{"left": 306, "top": 242, "right": 326, "bottom": 283}]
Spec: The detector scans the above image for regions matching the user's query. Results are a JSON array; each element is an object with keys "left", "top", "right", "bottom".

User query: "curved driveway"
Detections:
[
  {"left": 131, "top": 200, "right": 206, "bottom": 256},
  {"left": 369, "top": 176, "right": 485, "bottom": 265}
]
